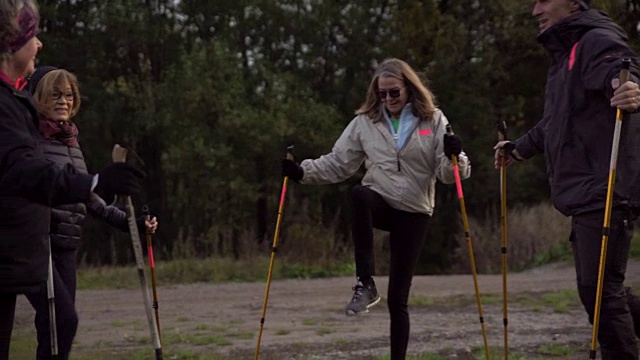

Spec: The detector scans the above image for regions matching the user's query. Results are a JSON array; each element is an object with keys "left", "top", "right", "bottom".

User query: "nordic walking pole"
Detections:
[
  {"left": 446, "top": 124, "right": 491, "bottom": 360},
  {"left": 255, "top": 145, "right": 295, "bottom": 360},
  {"left": 497, "top": 120, "right": 509, "bottom": 360},
  {"left": 589, "top": 58, "right": 631, "bottom": 360},
  {"left": 46, "top": 237, "right": 59, "bottom": 360},
  {"left": 142, "top": 205, "right": 161, "bottom": 340},
  {"left": 112, "top": 145, "right": 163, "bottom": 360}
]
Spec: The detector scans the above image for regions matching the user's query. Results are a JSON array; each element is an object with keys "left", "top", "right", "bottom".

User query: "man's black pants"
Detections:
[{"left": 571, "top": 208, "right": 638, "bottom": 359}]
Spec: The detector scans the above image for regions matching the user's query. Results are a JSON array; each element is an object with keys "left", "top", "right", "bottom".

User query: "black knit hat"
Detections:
[
  {"left": 576, "top": 0, "right": 590, "bottom": 9},
  {"left": 26, "top": 66, "right": 58, "bottom": 95}
]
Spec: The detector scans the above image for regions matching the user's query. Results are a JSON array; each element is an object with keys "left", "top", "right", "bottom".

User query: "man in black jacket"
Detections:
[
  {"left": 0, "top": 1, "right": 144, "bottom": 358},
  {"left": 494, "top": 1, "right": 640, "bottom": 359}
]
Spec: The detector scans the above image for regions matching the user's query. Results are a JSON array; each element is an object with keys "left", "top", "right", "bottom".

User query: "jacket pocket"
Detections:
[{"left": 551, "top": 136, "right": 597, "bottom": 214}]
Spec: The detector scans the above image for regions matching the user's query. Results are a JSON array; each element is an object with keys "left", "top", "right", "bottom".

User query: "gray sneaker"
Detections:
[{"left": 345, "top": 282, "right": 380, "bottom": 316}]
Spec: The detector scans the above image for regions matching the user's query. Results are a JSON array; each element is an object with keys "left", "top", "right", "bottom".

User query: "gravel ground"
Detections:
[{"left": 11, "top": 259, "right": 640, "bottom": 359}]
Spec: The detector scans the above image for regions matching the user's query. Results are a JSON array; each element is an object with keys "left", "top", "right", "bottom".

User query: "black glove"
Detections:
[
  {"left": 94, "top": 163, "right": 145, "bottom": 204},
  {"left": 500, "top": 141, "right": 523, "bottom": 161},
  {"left": 281, "top": 158, "right": 304, "bottom": 181},
  {"left": 443, "top": 133, "right": 463, "bottom": 159}
]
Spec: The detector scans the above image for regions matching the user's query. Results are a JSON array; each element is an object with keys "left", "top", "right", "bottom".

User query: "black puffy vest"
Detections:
[{"left": 41, "top": 138, "right": 88, "bottom": 250}]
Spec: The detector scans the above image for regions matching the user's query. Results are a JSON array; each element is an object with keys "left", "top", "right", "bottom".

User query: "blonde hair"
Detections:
[
  {"left": 0, "top": 0, "right": 39, "bottom": 63},
  {"left": 356, "top": 58, "right": 437, "bottom": 122},
  {"left": 32, "top": 69, "right": 81, "bottom": 118}
]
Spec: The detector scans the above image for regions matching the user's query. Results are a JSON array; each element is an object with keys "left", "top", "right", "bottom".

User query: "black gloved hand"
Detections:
[
  {"left": 94, "top": 163, "right": 146, "bottom": 204},
  {"left": 281, "top": 158, "right": 304, "bottom": 181},
  {"left": 499, "top": 141, "right": 523, "bottom": 161},
  {"left": 443, "top": 133, "right": 463, "bottom": 159}
]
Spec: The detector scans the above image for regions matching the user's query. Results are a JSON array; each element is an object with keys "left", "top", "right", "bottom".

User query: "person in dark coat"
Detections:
[
  {"left": 494, "top": 1, "right": 640, "bottom": 358},
  {"left": 24, "top": 66, "right": 159, "bottom": 360},
  {"left": 0, "top": 1, "right": 144, "bottom": 359}
]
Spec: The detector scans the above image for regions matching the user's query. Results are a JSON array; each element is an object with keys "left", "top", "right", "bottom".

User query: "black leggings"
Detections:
[{"left": 351, "top": 185, "right": 430, "bottom": 360}]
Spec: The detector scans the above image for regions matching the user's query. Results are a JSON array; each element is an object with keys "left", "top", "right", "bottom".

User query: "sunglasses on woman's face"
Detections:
[{"left": 377, "top": 88, "right": 402, "bottom": 100}]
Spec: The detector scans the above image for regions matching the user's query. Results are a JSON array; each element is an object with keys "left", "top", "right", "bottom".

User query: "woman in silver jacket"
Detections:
[{"left": 282, "top": 58, "right": 471, "bottom": 360}]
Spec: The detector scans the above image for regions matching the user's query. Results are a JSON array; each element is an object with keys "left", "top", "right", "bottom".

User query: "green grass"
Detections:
[
  {"left": 65, "top": 347, "right": 228, "bottom": 360},
  {"left": 410, "top": 289, "right": 580, "bottom": 314},
  {"left": 409, "top": 295, "right": 436, "bottom": 306},
  {"left": 631, "top": 232, "right": 640, "bottom": 259},
  {"left": 77, "top": 257, "right": 355, "bottom": 290},
  {"left": 315, "top": 327, "right": 334, "bottom": 336},
  {"left": 537, "top": 344, "right": 574, "bottom": 356},
  {"left": 471, "top": 346, "right": 527, "bottom": 359},
  {"left": 379, "top": 353, "right": 446, "bottom": 360},
  {"left": 512, "top": 289, "right": 580, "bottom": 313},
  {"left": 301, "top": 318, "right": 317, "bottom": 326},
  {"left": 161, "top": 329, "right": 232, "bottom": 346},
  {"left": 8, "top": 330, "right": 36, "bottom": 358}
]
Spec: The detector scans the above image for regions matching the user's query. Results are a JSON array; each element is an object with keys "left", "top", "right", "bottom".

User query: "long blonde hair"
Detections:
[
  {"left": 356, "top": 58, "right": 437, "bottom": 122},
  {"left": 32, "top": 70, "right": 82, "bottom": 118},
  {"left": 0, "top": 0, "right": 39, "bottom": 63}
]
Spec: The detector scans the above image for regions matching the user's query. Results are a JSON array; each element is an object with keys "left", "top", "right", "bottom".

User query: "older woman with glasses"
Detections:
[
  {"left": 24, "top": 66, "right": 158, "bottom": 360},
  {"left": 281, "top": 57, "right": 470, "bottom": 359}
]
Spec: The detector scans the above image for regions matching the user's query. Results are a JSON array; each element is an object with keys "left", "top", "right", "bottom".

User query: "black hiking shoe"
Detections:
[{"left": 345, "top": 281, "right": 380, "bottom": 316}]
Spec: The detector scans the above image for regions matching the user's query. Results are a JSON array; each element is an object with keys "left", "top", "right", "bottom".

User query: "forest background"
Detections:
[{"left": 35, "top": 0, "right": 640, "bottom": 278}]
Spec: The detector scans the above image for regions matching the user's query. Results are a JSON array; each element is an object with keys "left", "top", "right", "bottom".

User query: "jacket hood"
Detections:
[{"left": 538, "top": 9, "right": 627, "bottom": 57}]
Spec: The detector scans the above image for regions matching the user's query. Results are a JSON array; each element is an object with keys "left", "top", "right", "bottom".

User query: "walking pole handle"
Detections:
[
  {"left": 446, "top": 124, "right": 454, "bottom": 136},
  {"left": 620, "top": 58, "right": 631, "bottom": 84},
  {"left": 497, "top": 121, "right": 507, "bottom": 142},
  {"left": 112, "top": 144, "right": 128, "bottom": 164},
  {"left": 142, "top": 205, "right": 151, "bottom": 233},
  {"left": 142, "top": 205, "right": 150, "bottom": 219},
  {"left": 285, "top": 145, "right": 295, "bottom": 161}
]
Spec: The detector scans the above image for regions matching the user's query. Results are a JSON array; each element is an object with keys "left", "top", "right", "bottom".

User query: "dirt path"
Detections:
[{"left": 12, "top": 259, "right": 640, "bottom": 359}]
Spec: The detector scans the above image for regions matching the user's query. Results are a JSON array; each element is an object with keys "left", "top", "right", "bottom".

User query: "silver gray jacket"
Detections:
[{"left": 300, "top": 108, "right": 470, "bottom": 215}]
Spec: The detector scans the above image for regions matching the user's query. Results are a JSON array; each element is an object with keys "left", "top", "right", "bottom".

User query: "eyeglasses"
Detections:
[
  {"left": 377, "top": 88, "right": 402, "bottom": 100},
  {"left": 51, "top": 91, "right": 75, "bottom": 101}
]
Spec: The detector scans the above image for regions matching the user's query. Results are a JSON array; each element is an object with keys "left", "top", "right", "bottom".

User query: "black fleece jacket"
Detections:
[
  {"left": 0, "top": 80, "right": 93, "bottom": 293},
  {"left": 515, "top": 9, "right": 640, "bottom": 216}
]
